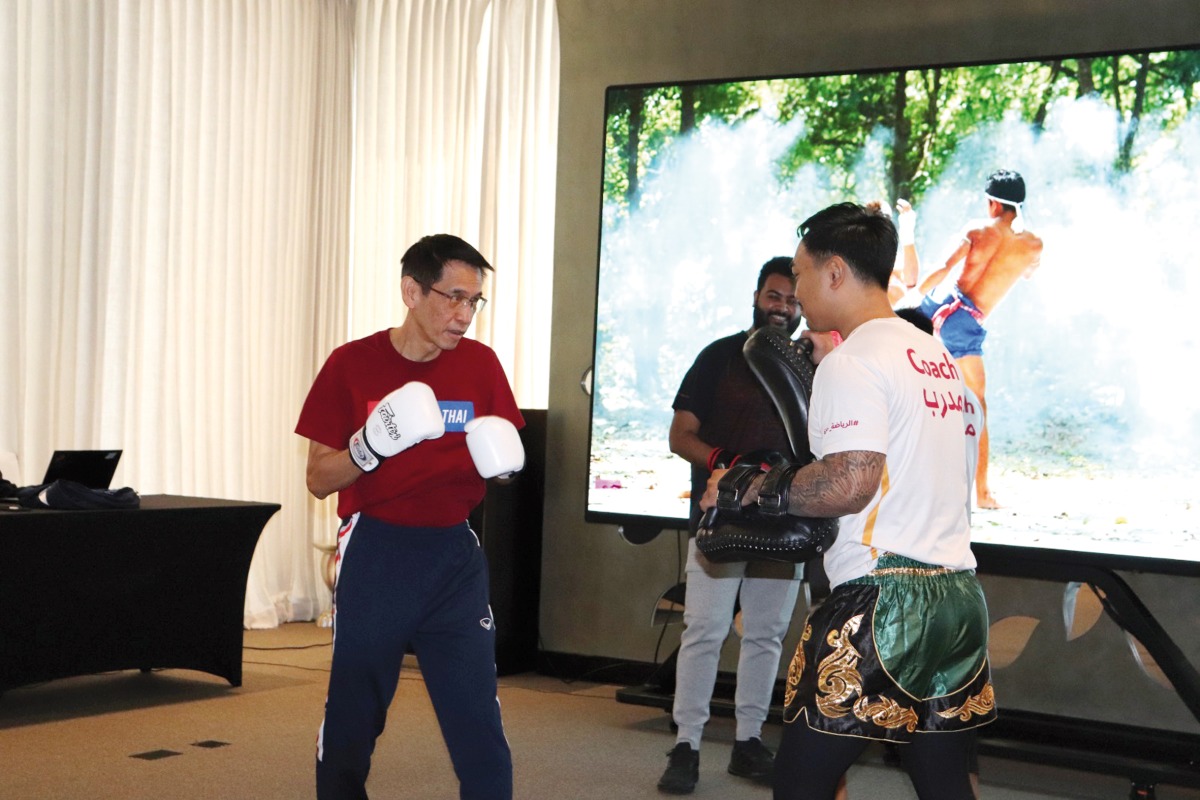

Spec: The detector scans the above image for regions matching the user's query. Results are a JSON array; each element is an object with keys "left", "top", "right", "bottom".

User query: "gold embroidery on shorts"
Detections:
[
  {"left": 936, "top": 683, "right": 996, "bottom": 721},
  {"left": 853, "top": 696, "right": 919, "bottom": 732},
  {"left": 815, "top": 614, "right": 864, "bottom": 718},
  {"left": 783, "top": 623, "right": 812, "bottom": 709}
]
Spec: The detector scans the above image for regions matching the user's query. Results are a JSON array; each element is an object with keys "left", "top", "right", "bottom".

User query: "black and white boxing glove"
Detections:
[{"left": 348, "top": 382, "right": 445, "bottom": 472}]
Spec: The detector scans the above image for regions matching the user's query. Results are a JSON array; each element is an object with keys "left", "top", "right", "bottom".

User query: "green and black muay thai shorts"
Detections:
[{"left": 783, "top": 553, "right": 997, "bottom": 741}]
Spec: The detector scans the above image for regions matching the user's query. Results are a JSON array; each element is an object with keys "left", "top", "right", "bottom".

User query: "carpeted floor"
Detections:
[{"left": 1, "top": 623, "right": 1198, "bottom": 799}]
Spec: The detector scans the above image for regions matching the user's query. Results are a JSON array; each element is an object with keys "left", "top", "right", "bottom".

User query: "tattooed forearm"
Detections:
[{"left": 785, "top": 450, "right": 884, "bottom": 517}]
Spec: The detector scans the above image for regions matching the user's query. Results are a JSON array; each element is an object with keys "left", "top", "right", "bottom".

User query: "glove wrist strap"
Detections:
[
  {"left": 757, "top": 463, "right": 799, "bottom": 516},
  {"left": 715, "top": 462, "right": 765, "bottom": 512},
  {"left": 348, "top": 426, "right": 382, "bottom": 473}
]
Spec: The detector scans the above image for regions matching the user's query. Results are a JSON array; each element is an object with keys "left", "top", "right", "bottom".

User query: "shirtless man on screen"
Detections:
[
  {"left": 863, "top": 199, "right": 919, "bottom": 306},
  {"left": 918, "top": 169, "right": 1043, "bottom": 509}
]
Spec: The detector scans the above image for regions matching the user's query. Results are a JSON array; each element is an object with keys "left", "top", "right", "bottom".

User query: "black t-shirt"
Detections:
[{"left": 673, "top": 331, "right": 793, "bottom": 530}]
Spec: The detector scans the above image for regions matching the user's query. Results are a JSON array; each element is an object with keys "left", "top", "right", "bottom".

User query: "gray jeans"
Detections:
[{"left": 672, "top": 538, "right": 801, "bottom": 747}]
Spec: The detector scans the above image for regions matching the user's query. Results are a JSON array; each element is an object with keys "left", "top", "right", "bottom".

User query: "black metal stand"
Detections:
[{"left": 971, "top": 545, "right": 1200, "bottom": 797}]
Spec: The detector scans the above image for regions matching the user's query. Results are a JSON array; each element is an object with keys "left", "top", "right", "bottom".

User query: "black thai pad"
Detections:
[
  {"left": 742, "top": 326, "right": 817, "bottom": 460},
  {"left": 694, "top": 327, "right": 838, "bottom": 564},
  {"left": 695, "top": 462, "right": 837, "bottom": 564}
]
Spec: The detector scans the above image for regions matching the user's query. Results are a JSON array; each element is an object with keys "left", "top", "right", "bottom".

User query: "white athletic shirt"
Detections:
[{"left": 809, "top": 317, "right": 976, "bottom": 587}]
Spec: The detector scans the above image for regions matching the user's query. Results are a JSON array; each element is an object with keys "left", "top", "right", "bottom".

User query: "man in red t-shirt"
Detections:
[{"left": 296, "top": 234, "right": 524, "bottom": 800}]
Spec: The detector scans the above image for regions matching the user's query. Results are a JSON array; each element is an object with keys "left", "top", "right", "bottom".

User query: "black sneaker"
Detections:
[
  {"left": 658, "top": 742, "right": 699, "bottom": 794},
  {"left": 728, "top": 736, "right": 774, "bottom": 784}
]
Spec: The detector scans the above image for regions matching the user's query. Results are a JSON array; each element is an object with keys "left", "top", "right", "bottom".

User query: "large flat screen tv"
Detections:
[{"left": 586, "top": 44, "right": 1200, "bottom": 572}]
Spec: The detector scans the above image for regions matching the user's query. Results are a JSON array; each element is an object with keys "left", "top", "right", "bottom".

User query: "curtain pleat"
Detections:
[
  {"left": 2, "top": 0, "right": 555, "bottom": 628},
  {"left": 348, "top": 0, "right": 558, "bottom": 411}
]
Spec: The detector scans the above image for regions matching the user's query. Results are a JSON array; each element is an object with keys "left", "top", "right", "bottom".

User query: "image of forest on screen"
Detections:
[{"left": 588, "top": 47, "right": 1200, "bottom": 563}]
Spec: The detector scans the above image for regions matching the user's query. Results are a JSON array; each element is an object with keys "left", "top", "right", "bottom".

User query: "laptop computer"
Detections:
[{"left": 41, "top": 450, "right": 123, "bottom": 489}]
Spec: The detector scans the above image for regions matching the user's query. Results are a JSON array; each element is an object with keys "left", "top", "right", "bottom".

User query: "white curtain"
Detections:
[
  {"left": 348, "top": 0, "right": 558, "bottom": 404},
  {"left": 1, "top": 0, "right": 557, "bottom": 628}
]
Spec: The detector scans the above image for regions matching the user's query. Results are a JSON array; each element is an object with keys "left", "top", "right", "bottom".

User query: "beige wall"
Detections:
[{"left": 543, "top": 0, "right": 1200, "bottom": 730}]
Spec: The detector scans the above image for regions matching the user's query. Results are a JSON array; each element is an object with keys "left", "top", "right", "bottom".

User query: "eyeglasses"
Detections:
[{"left": 423, "top": 285, "right": 488, "bottom": 314}]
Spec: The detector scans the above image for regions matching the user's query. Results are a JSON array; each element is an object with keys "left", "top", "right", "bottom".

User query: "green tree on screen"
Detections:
[{"left": 603, "top": 49, "right": 1200, "bottom": 218}]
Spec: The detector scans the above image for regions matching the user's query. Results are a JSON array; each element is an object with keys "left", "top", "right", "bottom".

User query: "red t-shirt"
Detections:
[{"left": 295, "top": 330, "right": 524, "bottom": 526}]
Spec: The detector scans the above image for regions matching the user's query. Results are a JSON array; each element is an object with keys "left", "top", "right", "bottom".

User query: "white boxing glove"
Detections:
[
  {"left": 348, "top": 382, "right": 445, "bottom": 472},
  {"left": 465, "top": 416, "right": 525, "bottom": 479}
]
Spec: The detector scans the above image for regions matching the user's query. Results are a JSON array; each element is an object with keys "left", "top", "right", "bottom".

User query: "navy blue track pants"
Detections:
[{"left": 316, "top": 515, "right": 512, "bottom": 800}]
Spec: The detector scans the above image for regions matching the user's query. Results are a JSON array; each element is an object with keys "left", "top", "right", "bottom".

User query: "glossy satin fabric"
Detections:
[{"left": 783, "top": 554, "right": 996, "bottom": 741}]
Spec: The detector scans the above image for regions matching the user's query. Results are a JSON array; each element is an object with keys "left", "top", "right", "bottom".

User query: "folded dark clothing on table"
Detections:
[{"left": 17, "top": 480, "right": 140, "bottom": 510}]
